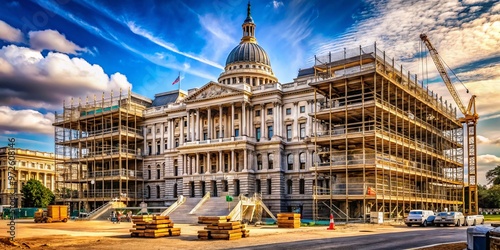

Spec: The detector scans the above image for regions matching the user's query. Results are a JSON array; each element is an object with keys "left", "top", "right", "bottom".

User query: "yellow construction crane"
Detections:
[{"left": 420, "top": 33, "right": 479, "bottom": 215}]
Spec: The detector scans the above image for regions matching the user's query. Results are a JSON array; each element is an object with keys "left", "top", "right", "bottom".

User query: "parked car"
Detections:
[
  {"left": 426, "top": 215, "right": 436, "bottom": 226},
  {"left": 465, "top": 215, "right": 485, "bottom": 226},
  {"left": 434, "top": 211, "right": 465, "bottom": 227},
  {"left": 405, "top": 210, "right": 435, "bottom": 227}
]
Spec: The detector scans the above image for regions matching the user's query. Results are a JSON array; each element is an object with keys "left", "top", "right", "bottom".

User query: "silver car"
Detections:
[{"left": 434, "top": 211, "right": 465, "bottom": 227}]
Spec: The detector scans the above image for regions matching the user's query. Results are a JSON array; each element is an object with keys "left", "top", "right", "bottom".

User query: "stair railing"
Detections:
[
  {"left": 189, "top": 192, "right": 210, "bottom": 214},
  {"left": 87, "top": 201, "right": 112, "bottom": 220},
  {"left": 161, "top": 195, "right": 186, "bottom": 216}
]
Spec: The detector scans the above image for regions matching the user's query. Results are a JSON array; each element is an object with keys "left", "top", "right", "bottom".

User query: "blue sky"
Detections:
[{"left": 0, "top": 0, "right": 499, "bottom": 184}]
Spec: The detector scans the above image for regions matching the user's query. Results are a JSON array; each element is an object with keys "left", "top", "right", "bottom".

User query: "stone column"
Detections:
[
  {"left": 143, "top": 126, "right": 147, "bottom": 155},
  {"left": 160, "top": 121, "right": 165, "bottom": 153},
  {"left": 231, "top": 103, "right": 235, "bottom": 137},
  {"left": 242, "top": 102, "right": 246, "bottom": 136},
  {"left": 249, "top": 106, "right": 254, "bottom": 137},
  {"left": 196, "top": 109, "right": 200, "bottom": 141},
  {"left": 152, "top": 123, "right": 156, "bottom": 155},
  {"left": 206, "top": 152, "right": 211, "bottom": 174},
  {"left": 219, "top": 105, "right": 223, "bottom": 138},
  {"left": 243, "top": 149, "right": 248, "bottom": 172},
  {"left": 293, "top": 102, "right": 299, "bottom": 140},
  {"left": 166, "top": 120, "right": 171, "bottom": 151},
  {"left": 207, "top": 107, "right": 212, "bottom": 139},
  {"left": 180, "top": 117, "right": 184, "bottom": 145},
  {"left": 195, "top": 153, "right": 199, "bottom": 174},
  {"left": 261, "top": 104, "right": 266, "bottom": 140},
  {"left": 182, "top": 155, "right": 187, "bottom": 175},
  {"left": 51, "top": 174, "right": 54, "bottom": 191},
  {"left": 230, "top": 149, "right": 235, "bottom": 172},
  {"left": 218, "top": 151, "right": 223, "bottom": 173},
  {"left": 186, "top": 110, "right": 191, "bottom": 141},
  {"left": 308, "top": 101, "right": 313, "bottom": 136},
  {"left": 43, "top": 173, "right": 47, "bottom": 186}
]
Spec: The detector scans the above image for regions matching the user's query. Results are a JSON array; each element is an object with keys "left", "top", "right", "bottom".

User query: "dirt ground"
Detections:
[{"left": 0, "top": 219, "right": 467, "bottom": 250}]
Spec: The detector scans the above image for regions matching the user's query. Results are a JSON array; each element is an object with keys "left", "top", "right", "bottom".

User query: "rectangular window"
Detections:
[
  {"left": 235, "top": 129, "right": 240, "bottom": 137},
  {"left": 234, "top": 113, "right": 239, "bottom": 119},
  {"left": 300, "top": 106, "right": 305, "bottom": 113},
  {"left": 300, "top": 123, "right": 306, "bottom": 139},
  {"left": 267, "top": 179, "right": 272, "bottom": 195},
  {"left": 175, "top": 139, "right": 179, "bottom": 147},
  {"left": 268, "top": 126, "right": 273, "bottom": 139},
  {"left": 286, "top": 125, "right": 292, "bottom": 141},
  {"left": 164, "top": 141, "right": 168, "bottom": 150},
  {"left": 256, "top": 127, "right": 261, "bottom": 141},
  {"left": 256, "top": 179, "right": 261, "bottom": 193},
  {"left": 184, "top": 121, "right": 187, "bottom": 127},
  {"left": 203, "top": 133, "right": 207, "bottom": 140},
  {"left": 267, "top": 108, "right": 273, "bottom": 115},
  {"left": 255, "top": 110, "right": 261, "bottom": 117},
  {"left": 257, "top": 158, "right": 262, "bottom": 170},
  {"left": 299, "top": 179, "right": 305, "bottom": 194},
  {"left": 286, "top": 108, "right": 291, "bottom": 115}
]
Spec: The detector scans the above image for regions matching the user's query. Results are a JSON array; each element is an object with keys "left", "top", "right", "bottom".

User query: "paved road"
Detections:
[{"left": 235, "top": 226, "right": 469, "bottom": 250}]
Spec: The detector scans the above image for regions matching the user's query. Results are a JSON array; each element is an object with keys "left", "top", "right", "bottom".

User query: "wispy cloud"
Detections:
[
  {"left": 0, "top": 106, "right": 54, "bottom": 135},
  {"left": 33, "top": 0, "right": 218, "bottom": 81},
  {"left": 126, "top": 21, "right": 224, "bottom": 69}
]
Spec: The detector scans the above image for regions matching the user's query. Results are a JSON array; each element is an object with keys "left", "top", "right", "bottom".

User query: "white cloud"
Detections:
[
  {"left": 477, "top": 135, "right": 500, "bottom": 145},
  {"left": 272, "top": 1, "right": 284, "bottom": 9},
  {"left": 29, "top": 29, "right": 87, "bottom": 55},
  {"left": 477, "top": 154, "right": 500, "bottom": 185},
  {"left": 197, "top": 13, "right": 237, "bottom": 62},
  {"left": 0, "top": 106, "right": 54, "bottom": 135},
  {"left": 0, "top": 20, "right": 24, "bottom": 43},
  {"left": 313, "top": 0, "right": 500, "bottom": 72},
  {"left": 0, "top": 45, "right": 132, "bottom": 110}
]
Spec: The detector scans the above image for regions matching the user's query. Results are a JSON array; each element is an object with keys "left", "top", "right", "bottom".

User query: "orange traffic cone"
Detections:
[{"left": 327, "top": 214, "right": 335, "bottom": 230}]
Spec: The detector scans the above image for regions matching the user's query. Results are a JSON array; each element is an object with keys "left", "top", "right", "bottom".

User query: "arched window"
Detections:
[
  {"left": 146, "top": 185, "right": 151, "bottom": 199},
  {"left": 300, "top": 153, "right": 306, "bottom": 169},
  {"left": 147, "top": 165, "right": 151, "bottom": 180},
  {"left": 287, "top": 154, "right": 294, "bottom": 170},
  {"left": 287, "top": 179, "right": 293, "bottom": 194},
  {"left": 268, "top": 153, "right": 274, "bottom": 169},
  {"left": 156, "top": 185, "right": 160, "bottom": 198},
  {"left": 257, "top": 154, "right": 262, "bottom": 170}
]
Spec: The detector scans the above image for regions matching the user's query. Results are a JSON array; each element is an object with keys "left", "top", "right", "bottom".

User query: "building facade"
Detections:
[
  {"left": 54, "top": 3, "right": 465, "bottom": 220},
  {"left": 0, "top": 147, "right": 57, "bottom": 206}
]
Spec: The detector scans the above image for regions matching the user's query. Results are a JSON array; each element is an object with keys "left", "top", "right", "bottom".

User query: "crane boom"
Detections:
[
  {"left": 420, "top": 33, "right": 478, "bottom": 215},
  {"left": 419, "top": 34, "right": 468, "bottom": 115}
]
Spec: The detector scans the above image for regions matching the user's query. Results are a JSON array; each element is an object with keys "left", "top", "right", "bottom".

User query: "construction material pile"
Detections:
[
  {"left": 198, "top": 216, "right": 231, "bottom": 224},
  {"left": 130, "top": 215, "right": 181, "bottom": 238},
  {"left": 197, "top": 217, "right": 250, "bottom": 240},
  {"left": 277, "top": 213, "right": 301, "bottom": 228}
]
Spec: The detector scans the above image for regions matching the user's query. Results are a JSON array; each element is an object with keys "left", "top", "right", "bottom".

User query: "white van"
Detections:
[{"left": 405, "top": 210, "right": 434, "bottom": 227}]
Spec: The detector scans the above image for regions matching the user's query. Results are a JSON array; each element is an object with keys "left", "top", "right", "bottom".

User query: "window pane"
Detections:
[
  {"left": 300, "top": 106, "right": 305, "bottom": 113},
  {"left": 286, "top": 108, "right": 291, "bottom": 115}
]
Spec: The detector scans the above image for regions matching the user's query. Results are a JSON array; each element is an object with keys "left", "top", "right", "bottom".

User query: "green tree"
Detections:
[
  {"left": 21, "top": 179, "right": 55, "bottom": 207},
  {"left": 486, "top": 165, "right": 500, "bottom": 185}
]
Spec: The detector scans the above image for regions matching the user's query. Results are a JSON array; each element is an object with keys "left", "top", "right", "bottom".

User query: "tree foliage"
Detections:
[
  {"left": 21, "top": 179, "right": 55, "bottom": 208},
  {"left": 479, "top": 184, "right": 500, "bottom": 208},
  {"left": 486, "top": 165, "right": 500, "bottom": 185}
]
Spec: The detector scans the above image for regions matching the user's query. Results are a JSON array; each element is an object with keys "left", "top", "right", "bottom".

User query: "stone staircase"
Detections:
[
  {"left": 192, "top": 195, "right": 236, "bottom": 217},
  {"left": 167, "top": 197, "right": 201, "bottom": 224}
]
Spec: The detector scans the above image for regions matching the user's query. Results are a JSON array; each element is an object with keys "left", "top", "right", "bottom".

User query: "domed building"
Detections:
[
  {"left": 218, "top": 3, "right": 278, "bottom": 86},
  {"left": 54, "top": 2, "right": 466, "bottom": 224}
]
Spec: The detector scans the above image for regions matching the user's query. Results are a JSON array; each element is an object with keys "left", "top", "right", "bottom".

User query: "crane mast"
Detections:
[{"left": 420, "top": 33, "right": 478, "bottom": 215}]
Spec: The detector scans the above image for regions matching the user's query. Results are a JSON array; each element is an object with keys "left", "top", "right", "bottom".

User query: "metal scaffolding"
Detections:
[
  {"left": 53, "top": 90, "right": 150, "bottom": 213},
  {"left": 309, "top": 45, "right": 464, "bottom": 222}
]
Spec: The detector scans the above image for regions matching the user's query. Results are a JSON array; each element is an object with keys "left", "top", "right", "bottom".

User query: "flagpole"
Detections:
[{"left": 178, "top": 71, "right": 181, "bottom": 91}]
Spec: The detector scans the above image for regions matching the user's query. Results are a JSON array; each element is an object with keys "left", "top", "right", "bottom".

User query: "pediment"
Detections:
[{"left": 185, "top": 82, "right": 243, "bottom": 102}]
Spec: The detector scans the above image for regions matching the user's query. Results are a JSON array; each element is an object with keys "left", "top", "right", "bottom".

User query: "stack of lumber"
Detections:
[
  {"left": 277, "top": 213, "right": 301, "bottom": 228},
  {"left": 197, "top": 219, "right": 250, "bottom": 240},
  {"left": 130, "top": 215, "right": 181, "bottom": 238},
  {"left": 198, "top": 216, "right": 231, "bottom": 224}
]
